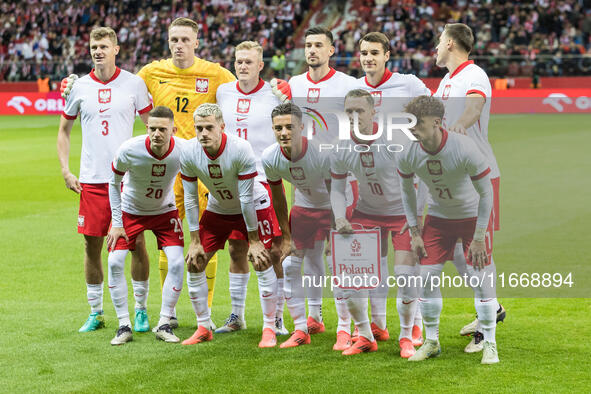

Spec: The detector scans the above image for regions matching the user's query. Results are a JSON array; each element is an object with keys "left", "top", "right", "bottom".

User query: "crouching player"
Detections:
[
  {"left": 397, "top": 96, "right": 499, "bottom": 364},
  {"left": 106, "top": 106, "right": 185, "bottom": 345},
  {"left": 180, "top": 103, "right": 277, "bottom": 348},
  {"left": 262, "top": 103, "right": 352, "bottom": 350}
]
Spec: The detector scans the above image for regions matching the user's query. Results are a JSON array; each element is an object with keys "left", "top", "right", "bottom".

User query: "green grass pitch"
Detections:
[{"left": 0, "top": 114, "right": 590, "bottom": 392}]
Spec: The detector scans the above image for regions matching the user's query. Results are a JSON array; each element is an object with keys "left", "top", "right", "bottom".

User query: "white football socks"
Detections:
[
  {"left": 256, "top": 266, "right": 278, "bottom": 330},
  {"left": 187, "top": 271, "right": 210, "bottom": 329},
  {"left": 131, "top": 279, "right": 149, "bottom": 311},
  {"left": 369, "top": 256, "right": 389, "bottom": 330},
  {"left": 228, "top": 271, "right": 250, "bottom": 320},
  {"left": 395, "top": 264, "right": 418, "bottom": 340},
  {"left": 160, "top": 246, "right": 184, "bottom": 320},
  {"left": 345, "top": 289, "right": 374, "bottom": 342},
  {"left": 468, "top": 260, "right": 498, "bottom": 343},
  {"left": 305, "top": 240, "right": 325, "bottom": 322},
  {"left": 418, "top": 263, "right": 444, "bottom": 341},
  {"left": 275, "top": 277, "right": 285, "bottom": 321},
  {"left": 413, "top": 264, "right": 423, "bottom": 328},
  {"left": 327, "top": 258, "right": 351, "bottom": 334},
  {"left": 283, "top": 256, "right": 307, "bottom": 332},
  {"left": 86, "top": 283, "right": 104, "bottom": 314},
  {"left": 108, "top": 249, "right": 129, "bottom": 324}
]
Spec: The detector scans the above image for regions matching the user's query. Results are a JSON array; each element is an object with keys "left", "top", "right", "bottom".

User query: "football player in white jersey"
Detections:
[
  {"left": 106, "top": 106, "right": 185, "bottom": 345},
  {"left": 330, "top": 89, "right": 423, "bottom": 357},
  {"left": 215, "top": 41, "right": 289, "bottom": 335},
  {"left": 180, "top": 104, "right": 278, "bottom": 348},
  {"left": 57, "top": 27, "right": 153, "bottom": 333},
  {"left": 357, "top": 31, "right": 432, "bottom": 347},
  {"left": 433, "top": 23, "right": 505, "bottom": 351},
  {"left": 272, "top": 27, "right": 360, "bottom": 335},
  {"left": 262, "top": 103, "right": 353, "bottom": 350},
  {"left": 398, "top": 95, "right": 499, "bottom": 364}
]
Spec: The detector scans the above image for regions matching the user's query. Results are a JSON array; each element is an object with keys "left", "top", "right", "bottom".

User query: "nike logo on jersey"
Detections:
[
  {"left": 172, "top": 286, "right": 182, "bottom": 292},
  {"left": 159, "top": 80, "right": 169, "bottom": 84},
  {"left": 402, "top": 299, "right": 414, "bottom": 305},
  {"left": 365, "top": 172, "right": 375, "bottom": 177},
  {"left": 99, "top": 108, "right": 110, "bottom": 113},
  {"left": 262, "top": 238, "right": 272, "bottom": 245},
  {"left": 432, "top": 179, "right": 441, "bottom": 183},
  {"left": 236, "top": 117, "right": 247, "bottom": 122},
  {"left": 213, "top": 181, "right": 223, "bottom": 186}
]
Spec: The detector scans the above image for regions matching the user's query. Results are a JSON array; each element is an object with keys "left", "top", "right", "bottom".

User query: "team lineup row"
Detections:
[{"left": 57, "top": 18, "right": 505, "bottom": 364}]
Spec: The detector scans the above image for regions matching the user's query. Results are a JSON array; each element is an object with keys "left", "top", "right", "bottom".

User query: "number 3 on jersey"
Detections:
[{"left": 101, "top": 120, "right": 109, "bottom": 136}]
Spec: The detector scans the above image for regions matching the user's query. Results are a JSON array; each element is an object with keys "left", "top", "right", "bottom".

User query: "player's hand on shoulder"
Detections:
[
  {"left": 63, "top": 172, "right": 82, "bottom": 194},
  {"left": 248, "top": 241, "right": 271, "bottom": 271},
  {"left": 60, "top": 74, "right": 79, "bottom": 99},
  {"left": 107, "top": 227, "right": 128, "bottom": 252},
  {"left": 335, "top": 217, "right": 354, "bottom": 234},
  {"left": 448, "top": 123, "right": 467, "bottom": 135},
  {"left": 270, "top": 78, "right": 292, "bottom": 103},
  {"left": 186, "top": 241, "right": 207, "bottom": 272},
  {"left": 467, "top": 240, "right": 487, "bottom": 271}
]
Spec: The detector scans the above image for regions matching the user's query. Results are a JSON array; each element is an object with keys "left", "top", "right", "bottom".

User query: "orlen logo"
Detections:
[
  {"left": 543, "top": 93, "right": 591, "bottom": 112},
  {"left": 7, "top": 96, "right": 32, "bottom": 114},
  {"left": 6, "top": 95, "right": 65, "bottom": 114}
]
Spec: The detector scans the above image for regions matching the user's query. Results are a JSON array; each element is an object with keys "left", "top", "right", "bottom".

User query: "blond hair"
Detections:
[
  {"left": 235, "top": 41, "right": 263, "bottom": 61},
  {"left": 90, "top": 27, "right": 117, "bottom": 45},
  {"left": 193, "top": 103, "right": 224, "bottom": 124}
]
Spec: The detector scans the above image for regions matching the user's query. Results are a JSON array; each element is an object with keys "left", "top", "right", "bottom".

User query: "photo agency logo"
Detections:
[{"left": 300, "top": 107, "right": 418, "bottom": 153}]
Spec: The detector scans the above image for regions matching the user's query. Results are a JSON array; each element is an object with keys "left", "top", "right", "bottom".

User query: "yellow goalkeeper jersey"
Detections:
[{"left": 138, "top": 57, "right": 235, "bottom": 140}]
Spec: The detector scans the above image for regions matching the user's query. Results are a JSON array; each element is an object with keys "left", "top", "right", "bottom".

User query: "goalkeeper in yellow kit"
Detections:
[{"left": 137, "top": 18, "right": 235, "bottom": 326}]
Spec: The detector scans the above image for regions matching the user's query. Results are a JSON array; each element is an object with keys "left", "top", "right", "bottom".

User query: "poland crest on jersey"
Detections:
[
  {"left": 427, "top": 160, "right": 443, "bottom": 175},
  {"left": 360, "top": 152, "right": 375, "bottom": 168},
  {"left": 370, "top": 91, "right": 382, "bottom": 106},
  {"left": 289, "top": 167, "right": 306, "bottom": 180},
  {"left": 196, "top": 78, "right": 209, "bottom": 93},
  {"left": 98, "top": 88, "right": 111, "bottom": 104},
  {"left": 237, "top": 98, "right": 251, "bottom": 114},
  {"left": 208, "top": 164, "right": 222, "bottom": 179},
  {"left": 307, "top": 88, "right": 320, "bottom": 103},
  {"left": 152, "top": 164, "right": 166, "bottom": 176}
]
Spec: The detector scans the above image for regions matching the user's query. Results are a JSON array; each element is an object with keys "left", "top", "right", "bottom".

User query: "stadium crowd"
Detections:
[{"left": 1, "top": 0, "right": 590, "bottom": 82}]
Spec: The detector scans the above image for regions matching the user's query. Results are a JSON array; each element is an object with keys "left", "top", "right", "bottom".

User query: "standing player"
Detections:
[
  {"left": 61, "top": 18, "right": 235, "bottom": 322},
  {"left": 433, "top": 23, "right": 505, "bottom": 352},
  {"left": 272, "top": 26, "right": 359, "bottom": 336},
  {"left": 398, "top": 95, "right": 499, "bottom": 364},
  {"left": 215, "top": 41, "right": 288, "bottom": 335},
  {"left": 106, "top": 106, "right": 185, "bottom": 345},
  {"left": 356, "top": 31, "right": 432, "bottom": 346},
  {"left": 330, "top": 89, "right": 422, "bottom": 357},
  {"left": 262, "top": 103, "right": 352, "bottom": 351},
  {"left": 180, "top": 104, "right": 277, "bottom": 348},
  {"left": 57, "top": 27, "right": 153, "bottom": 333}
]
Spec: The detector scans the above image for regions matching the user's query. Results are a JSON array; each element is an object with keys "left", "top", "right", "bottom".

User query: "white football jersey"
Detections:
[
  {"left": 262, "top": 137, "right": 331, "bottom": 209},
  {"left": 331, "top": 125, "right": 409, "bottom": 216},
  {"left": 290, "top": 68, "right": 358, "bottom": 144},
  {"left": 63, "top": 68, "right": 152, "bottom": 183},
  {"left": 434, "top": 61, "right": 499, "bottom": 178},
  {"left": 357, "top": 69, "right": 431, "bottom": 110},
  {"left": 112, "top": 136, "right": 182, "bottom": 216},
  {"left": 216, "top": 79, "right": 280, "bottom": 184},
  {"left": 397, "top": 129, "right": 491, "bottom": 219},
  {"left": 180, "top": 133, "right": 268, "bottom": 215}
]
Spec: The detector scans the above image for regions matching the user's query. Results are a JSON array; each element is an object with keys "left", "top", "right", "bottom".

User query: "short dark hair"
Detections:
[
  {"left": 359, "top": 32, "right": 390, "bottom": 54},
  {"left": 149, "top": 105, "right": 174, "bottom": 121},
  {"left": 404, "top": 96, "right": 445, "bottom": 124},
  {"left": 345, "top": 89, "right": 374, "bottom": 107},
  {"left": 271, "top": 103, "right": 303, "bottom": 121},
  {"left": 444, "top": 23, "right": 474, "bottom": 54},
  {"left": 305, "top": 26, "right": 334, "bottom": 45}
]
